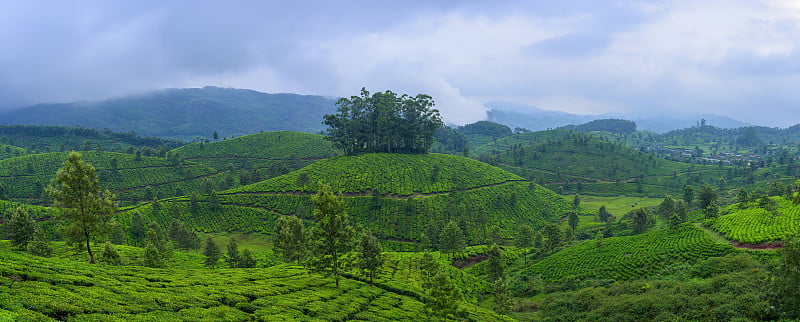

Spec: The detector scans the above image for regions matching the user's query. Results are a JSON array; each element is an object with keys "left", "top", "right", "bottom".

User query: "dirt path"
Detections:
[{"left": 695, "top": 223, "right": 782, "bottom": 250}]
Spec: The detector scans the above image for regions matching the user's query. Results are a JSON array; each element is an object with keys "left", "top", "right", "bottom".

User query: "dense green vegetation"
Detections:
[
  {"left": 0, "top": 242, "right": 510, "bottom": 321},
  {"left": 0, "top": 144, "right": 27, "bottom": 160},
  {"left": 473, "top": 130, "right": 722, "bottom": 196},
  {"left": 120, "top": 153, "right": 570, "bottom": 245},
  {"left": 323, "top": 88, "right": 442, "bottom": 155},
  {"left": 712, "top": 197, "right": 800, "bottom": 243},
  {"left": 521, "top": 224, "right": 733, "bottom": 281},
  {"left": 0, "top": 152, "right": 218, "bottom": 204},
  {"left": 559, "top": 118, "right": 636, "bottom": 133},
  {"left": 0, "top": 124, "right": 181, "bottom": 154}
]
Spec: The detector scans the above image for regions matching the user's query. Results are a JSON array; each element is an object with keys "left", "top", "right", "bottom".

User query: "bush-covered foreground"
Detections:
[{"left": 0, "top": 242, "right": 510, "bottom": 321}]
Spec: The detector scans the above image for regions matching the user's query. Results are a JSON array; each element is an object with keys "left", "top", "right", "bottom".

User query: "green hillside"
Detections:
[
  {"left": 712, "top": 197, "right": 800, "bottom": 244},
  {"left": 0, "top": 144, "right": 26, "bottom": 160},
  {"left": 0, "top": 152, "right": 219, "bottom": 205},
  {"left": 473, "top": 130, "right": 724, "bottom": 196},
  {"left": 121, "top": 153, "right": 570, "bottom": 245},
  {"left": 521, "top": 224, "right": 734, "bottom": 281},
  {"left": 0, "top": 125, "right": 182, "bottom": 153},
  {"left": 0, "top": 243, "right": 510, "bottom": 321},
  {"left": 172, "top": 131, "right": 341, "bottom": 180}
]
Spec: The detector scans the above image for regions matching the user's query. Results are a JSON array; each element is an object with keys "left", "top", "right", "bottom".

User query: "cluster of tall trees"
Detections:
[{"left": 323, "top": 88, "right": 443, "bottom": 155}]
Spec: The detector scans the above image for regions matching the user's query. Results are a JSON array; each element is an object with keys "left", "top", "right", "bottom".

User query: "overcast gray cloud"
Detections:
[{"left": 1, "top": 0, "right": 799, "bottom": 126}]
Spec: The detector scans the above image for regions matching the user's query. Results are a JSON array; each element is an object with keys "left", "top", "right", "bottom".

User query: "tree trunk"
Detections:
[{"left": 86, "top": 230, "right": 95, "bottom": 264}]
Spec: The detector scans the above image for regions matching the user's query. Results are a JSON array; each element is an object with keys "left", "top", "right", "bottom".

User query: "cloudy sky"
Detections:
[{"left": 2, "top": 0, "right": 800, "bottom": 126}]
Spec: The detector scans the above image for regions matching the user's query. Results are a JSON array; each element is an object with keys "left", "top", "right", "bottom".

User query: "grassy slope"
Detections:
[
  {"left": 0, "top": 125, "right": 182, "bottom": 153},
  {"left": 120, "top": 153, "right": 570, "bottom": 244},
  {"left": 712, "top": 197, "right": 800, "bottom": 243},
  {"left": 0, "top": 144, "right": 27, "bottom": 160},
  {"left": 0, "top": 243, "right": 511, "bottom": 321},
  {"left": 520, "top": 224, "right": 734, "bottom": 281},
  {"left": 171, "top": 131, "right": 341, "bottom": 173},
  {"left": 0, "top": 152, "right": 218, "bottom": 204},
  {"left": 474, "top": 130, "right": 723, "bottom": 196}
]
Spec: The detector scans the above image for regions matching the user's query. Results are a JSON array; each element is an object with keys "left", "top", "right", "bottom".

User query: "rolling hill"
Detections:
[
  {"left": 0, "top": 125, "right": 182, "bottom": 154},
  {"left": 120, "top": 153, "right": 571, "bottom": 245},
  {"left": 0, "top": 152, "right": 220, "bottom": 205},
  {"left": 171, "top": 131, "right": 341, "bottom": 181},
  {"left": 473, "top": 130, "right": 725, "bottom": 196}
]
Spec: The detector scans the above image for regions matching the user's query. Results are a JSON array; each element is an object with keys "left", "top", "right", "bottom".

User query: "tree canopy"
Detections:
[
  {"left": 47, "top": 151, "right": 116, "bottom": 264},
  {"left": 323, "top": 88, "right": 443, "bottom": 155}
]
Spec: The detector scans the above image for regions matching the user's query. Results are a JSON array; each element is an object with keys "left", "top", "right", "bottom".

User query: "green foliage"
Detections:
[
  {"left": 774, "top": 235, "right": 800, "bottom": 318},
  {"left": 521, "top": 224, "right": 733, "bottom": 281},
  {"left": 172, "top": 131, "right": 341, "bottom": 177},
  {"left": 47, "top": 152, "right": 116, "bottom": 264},
  {"left": 99, "top": 241, "right": 121, "bottom": 265},
  {"left": 486, "top": 244, "right": 505, "bottom": 282},
  {"left": 0, "top": 125, "right": 180, "bottom": 155},
  {"left": 324, "top": 88, "right": 443, "bottom": 155},
  {"left": 439, "top": 221, "right": 466, "bottom": 257},
  {"left": 357, "top": 231, "right": 384, "bottom": 284},
  {"left": 238, "top": 248, "right": 257, "bottom": 268},
  {"left": 0, "top": 151, "right": 218, "bottom": 205},
  {"left": 7, "top": 206, "right": 35, "bottom": 249},
  {"left": 712, "top": 197, "right": 800, "bottom": 243},
  {"left": 559, "top": 118, "right": 636, "bottom": 133},
  {"left": 273, "top": 215, "right": 307, "bottom": 264},
  {"left": 226, "top": 238, "right": 240, "bottom": 268},
  {"left": 0, "top": 245, "right": 510, "bottom": 321},
  {"left": 308, "top": 183, "right": 355, "bottom": 287},
  {"left": 26, "top": 226, "right": 53, "bottom": 257},
  {"left": 426, "top": 271, "right": 463, "bottom": 320},
  {"left": 698, "top": 184, "right": 718, "bottom": 210},
  {"left": 203, "top": 237, "right": 221, "bottom": 268}
]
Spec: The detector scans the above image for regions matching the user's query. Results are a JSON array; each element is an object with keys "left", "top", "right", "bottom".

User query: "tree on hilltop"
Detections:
[
  {"left": 323, "top": 88, "right": 443, "bottom": 155},
  {"left": 47, "top": 152, "right": 116, "bottom": 264}
]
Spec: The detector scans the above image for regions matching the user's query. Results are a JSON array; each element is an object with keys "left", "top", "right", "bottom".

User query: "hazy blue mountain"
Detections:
[
  {"left": 0, "top": 86, "right": 337, "bottom": 140},
  {"left": 487, "top": 102, "right": 750, "bottom": 133}
]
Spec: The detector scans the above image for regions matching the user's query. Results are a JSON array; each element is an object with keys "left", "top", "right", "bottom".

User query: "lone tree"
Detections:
[
  {"left": 274, "top": 215, "right": 307, "bottom": 264},
  {"left": 439, "top": 220, "right": 466, "bottom": 258},
  {"left": 323, "top": 88, "right": 443, "bottom": 155},
  {"left": 308, "top": 183, "right": 355, "bottom": 287},
  {"left": 203, "top": 237, "right": 222, "bottom": 268},
  {"left": 47, "top": 152, "right": 116, "bottom": 264},
  {"left": 357, "top": 231, "right": 384, "bottom": 284},
  {"left": 775, "top": 235, "right": 800, "bottom": 318},
  {"left": 7, "top": 206, "right": 36, "bottom": 250}
]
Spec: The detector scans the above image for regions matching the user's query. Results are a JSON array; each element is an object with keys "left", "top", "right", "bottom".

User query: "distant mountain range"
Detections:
[
  {"left": 486, "top": 102, "right": 751, "bottom": 133},
  {"left": 0, "top": 87, "right": 759, "bottom": 141},
  {"left": 0, "top": 86, "right": 337, "bottom": 141}
]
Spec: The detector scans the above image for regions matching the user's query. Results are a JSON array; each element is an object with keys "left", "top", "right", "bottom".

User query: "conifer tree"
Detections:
[
  {"left": 308, "top": 183, "right": 354, "bottom": 287},
  {"left": 516, "top": 224, "right": 533, "bottom": 263},
  {"left": 47, "top": 152, "right": 116, "bottom": 264},
  {"left": 129, "top": 212, "right": 147, "bottom": 246},
  {"left": 568, "top": 212, "right": 579, "bottom": 231},
  {"left": 203, "top": 237, "right": 221, "bottom": 268},
  {"left": 226, "top": 238, "right": 240, "bottom": 268},
  {"left": 486, "top": 244, "right": 505, "bottom": 282},
  {"left": 274, "top": 215, "right": 307, "bottom": 264},
  {"left": 775, "top": 236, "right": 800, "bottom": 319},
  {"left": 99, "top": 241, "right": 121, "bottom": 265},
  {"left": 26, "top": 225, "right": 53, "bottom": 257},
  {"left": 357, "top": 231, "right": 384, "bottom": 284},
  {"left": 439, "top": 220, "right": 465, "bottom": 258},
  {"left": 8, "top": 206, "right": 35, "bottom": 250},
  {"left": 426, "top": 271, "right": 462, "bottom": 321},
  {"left": 238, "top": 249, "right": 257, "bottom": 268}
]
